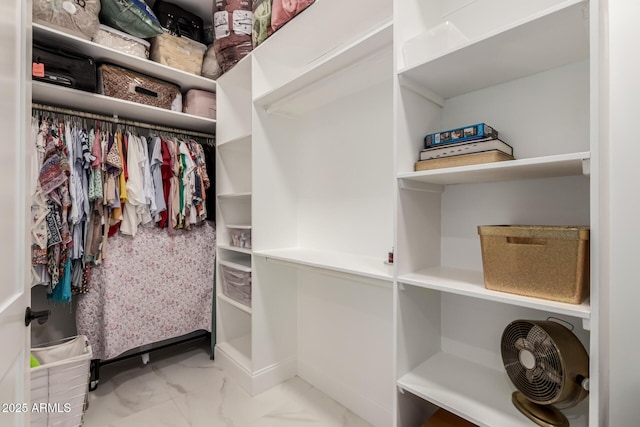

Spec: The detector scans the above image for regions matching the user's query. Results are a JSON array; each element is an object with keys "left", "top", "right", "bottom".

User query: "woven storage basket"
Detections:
[
  {"left": 31, "top": 335, "right": 92, "bottom": 427},
  {"left": 98, "top": 64, "right": 181, "bottom": 110}
]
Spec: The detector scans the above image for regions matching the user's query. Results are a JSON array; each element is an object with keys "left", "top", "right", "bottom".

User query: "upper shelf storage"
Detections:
[
  {"left": 251, "top": 0, "right": 392, "bottom": 114},
  {"left": 398, "top": 0, "right": 589, "bottom": 102},
  {"left": 33, "top": 24, "right": 216, "bottom": 92}
]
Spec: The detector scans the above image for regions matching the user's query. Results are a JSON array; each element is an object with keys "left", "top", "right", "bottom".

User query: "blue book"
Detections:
[{"left": 424, "top": 123, "right": 498, "bottom": 147}]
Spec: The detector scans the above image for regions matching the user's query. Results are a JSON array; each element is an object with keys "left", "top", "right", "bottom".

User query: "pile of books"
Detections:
[{"left": 415, "top": 123, "right": 515, "bottom": 171}]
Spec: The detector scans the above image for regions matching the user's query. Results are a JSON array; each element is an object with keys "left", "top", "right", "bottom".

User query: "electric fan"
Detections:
[{"left": 501, "top": 319, "right": 589, "bottom": 427}]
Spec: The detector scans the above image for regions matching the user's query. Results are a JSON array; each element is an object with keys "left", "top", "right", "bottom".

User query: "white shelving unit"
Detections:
[
  {"left": 397, "top": 352, "right": 588, "bottom": 427},
  {"left": 394, "top": 0, "right": 599, "bottom": 426},
  {"left": 214, "top": 0, "right": 395, "bottom": 424},
  {"left": 213, "top": 51, "right": 261, "bottom": 393}
]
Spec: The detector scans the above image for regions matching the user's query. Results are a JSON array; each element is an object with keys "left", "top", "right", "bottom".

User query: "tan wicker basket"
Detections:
[{"left": 98, "top": 64, "right": 181, "bottom": 110}]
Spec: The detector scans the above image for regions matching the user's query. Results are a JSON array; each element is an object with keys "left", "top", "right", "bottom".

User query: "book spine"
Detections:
[
  {"left": 419, "top": 138, "right": 513, "bottom": 161},
  {"left": 424, "top": 123, "right": 498, "bottom": 147}
]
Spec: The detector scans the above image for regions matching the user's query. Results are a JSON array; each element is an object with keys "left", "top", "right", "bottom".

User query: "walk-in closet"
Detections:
[{"left": 1, "top": 0, "right": 640, "bottom": 426}]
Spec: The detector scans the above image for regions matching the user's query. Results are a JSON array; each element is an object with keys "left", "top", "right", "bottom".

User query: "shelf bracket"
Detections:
[
  {"left": 582, "top": 317, "right": 591, "bottom": 331},
  {"left": 397, "top": 385, "right": 405, "bottom": 395},
  {"left": 399, "top": 179, "right": 445, "bottom": 193},
  {"left": 398, "top": 282, "right": 406, "bottom": 292}
]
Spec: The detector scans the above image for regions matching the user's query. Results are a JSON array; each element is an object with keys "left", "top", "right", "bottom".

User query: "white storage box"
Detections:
[
  {"left": 220, "top": 260, "right": 252, "bottom": 307},
  {"left": 30, "top": 335, "right": 92, "bottom": 427},
  {"left": 93, "top": 25, "right": 151, "bottom": 59},
  {"left": 228, "top": 225, "right": 252, "bottom": 249}
]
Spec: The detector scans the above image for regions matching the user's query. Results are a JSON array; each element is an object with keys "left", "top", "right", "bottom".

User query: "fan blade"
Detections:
[
  {"left": 528, "top": 325, "right": 553, "bottom": 348},
  {"left": 526, "top": 368, "right": 536, "bottom": 383},
  {"left": 539, "top": 361, "right": 562, "bottom": 384}
]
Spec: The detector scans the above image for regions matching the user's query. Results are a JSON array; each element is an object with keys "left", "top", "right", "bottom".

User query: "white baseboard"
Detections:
[{"left": 214, "top": 345, "right": 296, "bottom": 396}]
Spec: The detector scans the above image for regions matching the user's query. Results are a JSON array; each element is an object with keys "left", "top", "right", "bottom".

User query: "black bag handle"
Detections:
[{"left": 135, "top": 86, "right": 158, "bottom": 98}]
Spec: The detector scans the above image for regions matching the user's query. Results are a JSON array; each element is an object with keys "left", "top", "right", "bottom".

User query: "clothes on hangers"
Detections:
[{"left": 30, "top": 111, "right": 214, "bottom": 302}]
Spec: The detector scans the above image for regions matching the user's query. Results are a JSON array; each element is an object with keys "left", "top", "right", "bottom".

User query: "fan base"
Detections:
[{"left": 512, "top": 392, "right": 569, "bottom": 427}]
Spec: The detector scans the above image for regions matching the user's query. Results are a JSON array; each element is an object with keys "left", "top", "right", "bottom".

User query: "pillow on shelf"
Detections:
[
  {"left": 270, "top": 0, "right": 314, "bottom": 32},
  {"left": 100, "top": 0, "right": 164, "bottom": 39}
]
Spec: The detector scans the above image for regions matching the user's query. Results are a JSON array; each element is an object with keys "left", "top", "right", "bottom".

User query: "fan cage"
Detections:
[{"left": 501, "top": 321, "right": 564, "bottom": 404}]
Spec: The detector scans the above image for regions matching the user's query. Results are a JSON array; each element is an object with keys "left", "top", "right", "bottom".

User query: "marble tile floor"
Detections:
[{"left": 81, "top": 342, "right": 373, "bottom": 427}]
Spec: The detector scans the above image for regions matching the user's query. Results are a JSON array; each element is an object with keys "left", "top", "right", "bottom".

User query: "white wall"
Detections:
[{"left": 607, "top": 1, "right": 640, "bottom": 425}]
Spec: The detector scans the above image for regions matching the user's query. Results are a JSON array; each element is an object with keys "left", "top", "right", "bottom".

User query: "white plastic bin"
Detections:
[
  {"left": 227, "top": 225, "right": 252, "bottom": 249},
  {"left": 30, "top": 335, "right": 92, "bottom": 427},
  {"left": 219, "top": 260, "right": 252, "bottom": 307}
]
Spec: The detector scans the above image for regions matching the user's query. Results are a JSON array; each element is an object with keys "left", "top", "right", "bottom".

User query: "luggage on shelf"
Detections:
[
  {"left": 32, "top": 42, "right": 97, "bottom": 93},
  {"left": 149, "top": 32, "right": 207, "bottom": 75},
  {"left": 100, "top": 0, "right": 164, "bottom": 39},
  {"left": 183, "top": 89, "right": 217, "bottom": 119},
  {"left": 201, "top": 45, "right": 223, "bottom": 80},
  {"left": 271, "top": 0, "right": 314, "bottom": 32},
  {"left": 98, "top": 64, "right": 181, "bottom": 111},
  {"left": 213, "top": 0, "right": 253, "bottom": 73},
  {"left": 93, "top": 25, "right": 151, "bottom": 59},
  {"left": 152, "top": 0, "right": 205, "bottom": 43},
  {"left": 33, "top": 0, "right": 101, "bottom": 40}
]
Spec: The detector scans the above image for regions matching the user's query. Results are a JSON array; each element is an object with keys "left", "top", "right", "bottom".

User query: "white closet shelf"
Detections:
[
  {"left": 33, "top": 24, "right": 216, "bottom": 92},
  {"left": 397, "top": 352, "right": 588, "bottom": 427},
  {"left": 399, "top": 267, "right": 590, "bottom": 319},
  {"left": 217, "top": 292, "right": 252, "bottom": 314},
  {"left": 217, "top": 53, "right": 252, "bottom": 89},
  {"left": 253, "top": 248, "right": 393, "bottom": 284},
  {"left": 253, "top": 21, "right": 393, "bottom": 116},
  {"left": 216, "top": 335, "right": 252, "bottom": 373},
  {"left": 217, "top": 192, "right": 252, "bottom": 199},
  {"left": 398, "top": 152, "right": 590, "bottom": 186},
  {"left": 218, "top": 244, "right": 252, "bottom": 255},
  {"left": 32, "top": 81, "right": 216, "bottom": 133},
  {"left": 217, "top": 133, "right": 251, "bottom": 148},
  {"left": 398, "top": 0, "right": 588, "bottom": 101}
]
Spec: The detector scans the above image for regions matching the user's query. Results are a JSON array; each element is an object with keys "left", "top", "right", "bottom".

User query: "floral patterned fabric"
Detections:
[{"left": 75, "top": 221, "right": 215, "bottom": 360}]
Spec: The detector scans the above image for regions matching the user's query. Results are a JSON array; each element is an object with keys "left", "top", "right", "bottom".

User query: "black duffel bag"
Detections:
[
  {"left": 152, "top": 0, "right": 205, "bottom": 43},
  {"left": 32, "top": 42, "right": 97, "bottom": 93}
]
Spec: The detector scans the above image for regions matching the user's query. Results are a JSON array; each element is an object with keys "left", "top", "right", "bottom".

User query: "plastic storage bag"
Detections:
[
  {"left": 93, "top": 25, "right": 151, "bottom": 59},
  {"left": 149, "top": 32, "right": 207, "bottom": 75},
  {"left": 252, "top": 0, "right": 273, "bottom": 47},
  {"left": 271, "top": 0, "right": 314, "bottom": 32},
  {"left": 100, "top": 0, "right": 164, "bottom": 39},
  {"left": 213, "top": 0, "right": 253, "bottom": 73},
  {"left": 201, "top": 45, "right": 223, "bottom": 80},
  {"left": 33, "top": 0, "right": 101, "bottom": 40}
]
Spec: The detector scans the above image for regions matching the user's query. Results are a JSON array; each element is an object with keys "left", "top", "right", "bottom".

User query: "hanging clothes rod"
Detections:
[{"left": 32, "top": 103, "right": 216, "bottom": 141}]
